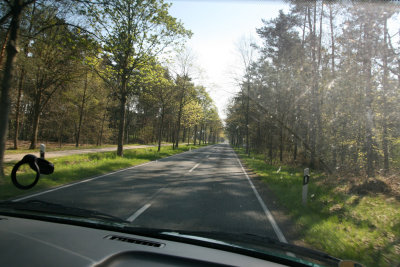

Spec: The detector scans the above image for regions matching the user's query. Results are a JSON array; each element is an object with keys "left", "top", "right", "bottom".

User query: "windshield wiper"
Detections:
[
  {"left": 124, "top": 229, "right": 340, "bottom": 266},
  {"left": 240, "top": 232, "right": 340, "bottom": 265},
  {"left": 0, "top": 200, "right": 126, "bottom": 224}
]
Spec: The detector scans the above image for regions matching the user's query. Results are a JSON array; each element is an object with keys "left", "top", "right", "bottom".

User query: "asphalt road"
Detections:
[{"left": 14, "top": 144, "right": 286, "bottom": 241}]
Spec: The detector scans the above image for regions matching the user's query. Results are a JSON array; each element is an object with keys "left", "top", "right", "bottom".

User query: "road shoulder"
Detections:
[{"left": 240, "top": 161, "right": 309, "bottom": 248}]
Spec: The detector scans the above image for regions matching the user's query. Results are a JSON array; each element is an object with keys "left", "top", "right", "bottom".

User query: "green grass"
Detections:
[
  {"left": 0, "top": 144, "right": 206, "bottom": 201},
  {"left": 4, "top": 143, "right": 156, "bottom": 155},
  {"left": 234, "top": 148, "right": 400, "bottom": 267}
]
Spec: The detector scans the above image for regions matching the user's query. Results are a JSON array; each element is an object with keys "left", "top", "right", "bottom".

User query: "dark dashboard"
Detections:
[{"left": 0, "top": 215, "right": 285, "bottom": 267}]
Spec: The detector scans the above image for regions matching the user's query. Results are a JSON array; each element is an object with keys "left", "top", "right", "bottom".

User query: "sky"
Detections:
[{"left": 166, "top": 0, "right": 289, "bottom": 120}]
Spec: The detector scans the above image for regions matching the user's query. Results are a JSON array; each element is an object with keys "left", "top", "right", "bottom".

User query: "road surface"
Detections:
[
  {"left": 14, "top": 144, "right": 286, "bottom": 241},
  {"left": 4, "top": 144, "right": 170, "bottom": 163}
]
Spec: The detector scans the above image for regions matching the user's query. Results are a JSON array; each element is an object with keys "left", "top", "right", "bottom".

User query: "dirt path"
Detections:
[{"left": 4, "top": 144, "right": 170, "bottom": 163}]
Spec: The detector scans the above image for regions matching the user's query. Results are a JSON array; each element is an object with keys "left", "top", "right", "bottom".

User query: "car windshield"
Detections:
[{"left": 0, "top": 0, "right": 399, "bottom": 266}]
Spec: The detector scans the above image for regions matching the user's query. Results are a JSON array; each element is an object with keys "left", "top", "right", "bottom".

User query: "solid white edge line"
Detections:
[
  {"left": 13, "top": 145, "right": 218, "bottom": 202},
  {"left": 189, "top": 163, "right": 200, "bottom": 173},
  {"left": 13, "top": 161, "right": 153, "bottom": 202},
  {"left": 126, "top": 203, "right": 151, "bottom": 222},
  {"left": 231, "top": 148, "right": 288, "bottom": 244}
]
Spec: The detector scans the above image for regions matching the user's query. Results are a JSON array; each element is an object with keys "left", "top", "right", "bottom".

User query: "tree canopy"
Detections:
[
  {"left": 0, "top": 0, "right": 222, "bottom": 175},
  {"left": 225, "top": 1, "right": 400, "bottom": 177}
]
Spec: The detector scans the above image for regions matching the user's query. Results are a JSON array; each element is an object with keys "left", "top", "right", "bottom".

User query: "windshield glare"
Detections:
[{"left": 0, "top": 0, "right": 399, "bottom": 266}]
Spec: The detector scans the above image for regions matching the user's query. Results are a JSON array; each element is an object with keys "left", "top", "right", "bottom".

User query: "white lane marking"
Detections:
[
  {"left": 127, "top": 203, "right": 151, "bottom": 222},
  {"left": 188, "top": 163, "right": 200, "bottom": 173},
  {"left": 156, "top": 144, "right": 217, "bottom": 162},
  {"left": 13, "top": 161, "right": 153, "bottom": 202},
  {"left": 206, "top": 155, "right": 210, "bottom": 158},
  {"left": 13, "top": 144, "right": 217, "bottom": 202},
  {"left": 231, "top": 148, "right": 288, "bottom": 244}
]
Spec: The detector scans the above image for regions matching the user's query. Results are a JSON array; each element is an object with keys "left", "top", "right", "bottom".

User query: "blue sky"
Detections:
[{"left": 166, "top": 0, "right": 289, "bottom": 120}]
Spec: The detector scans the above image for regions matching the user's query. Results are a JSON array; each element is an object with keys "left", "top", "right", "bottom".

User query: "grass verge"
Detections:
[
  {"left": 4, "top": 143, "right": 161, "bottom": 155},
  {"left": 0, "top": 144, "right": 206, "bottom": 201},
  {"left": 234, "top": 148, "right": 400, "bottom": 267}
]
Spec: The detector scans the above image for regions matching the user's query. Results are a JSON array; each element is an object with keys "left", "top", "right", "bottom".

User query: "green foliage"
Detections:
[
  {"left": 2, "top": 0, "right": 222, "bottom": 162},
  {"left": 226, "top": 2, "right": 400, "bottom": 176},
  {"left": 235, "top": 148, "right": 400, "bottom": 266},
  {"left": 1, "top": 144, "right": 207, "bottom": 200},
  {"left": 88, "top": 0, "right": 192, "bottom": 97},
  {"left": 182, "top": 100, "right": 203, "bottom": 127}
]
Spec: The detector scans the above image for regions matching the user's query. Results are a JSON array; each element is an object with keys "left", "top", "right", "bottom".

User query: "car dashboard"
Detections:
[{"left": 0, "top": 215, "right": 285, "bottom": 267}]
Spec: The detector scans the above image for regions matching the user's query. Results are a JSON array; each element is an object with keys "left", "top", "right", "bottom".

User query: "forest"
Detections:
[
  {"left": 226, "top": 1, "right": 400, "bottom": 177},
  {"left": 0, "top": 0, "right": 223, "bottom": 176}
]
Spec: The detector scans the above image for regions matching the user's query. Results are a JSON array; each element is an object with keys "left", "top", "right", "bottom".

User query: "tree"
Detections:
[
  {"left": 89, "top": 0, "right": 191, "bottom": 156},
  {"left": 226, "top": 1, "right": 400, "bottom": 177},
  {"left": 0, "top": 0, "right": 35, "bottom": 176},
  {"left": 236, "top": 36, "right": 256, "bottom": 155},
  {"left": 168, "top": 47, "right": 198, "bottom": 149},
  {"left": 26, "top": 18, "right": 92, "bottom": 149}
]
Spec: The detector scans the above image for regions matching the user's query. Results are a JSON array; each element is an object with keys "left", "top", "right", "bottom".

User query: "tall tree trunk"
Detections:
[
  {"left": 14, "top": 2, "right": 35, "bottom": 150},
  {"left": 307, "top": 5, "right": 316, "bottom": 169},
  {"left": 157, "top": 107, "right": 164, "bottom": 152},
  {"left": 182, "top": 127, "right": 186, "bottom": 142},
  {"left": 245, "top": 80, "right": 250, "bottom": 155},
  {"left": 0, "top": 2, "right": 23, "bottom": 176},
  {"left": 166, "top": 122, "right": 170, "bottom": 143},
  {"left": 269, "top": 124, "right": 273, "bottom": 165},
  {"left": 14, "top": 68, "right": 24, "bottom": 149},
  {"left": 329, "top": 4, "right": 337, "bottom": 169},
  {"left": 0, "top": 28, "right": 10, "bottom": 68},
  {"left": 279, "top": 125, "right": 283, "bottom": 162},
  {"left": 75, "top": 71, "right": 88, "bottom": 147},
  {"left": 117, "top": 93, "right": 127, "bottom": 157},
  {"left": 199, "top": 124, "right": 203, "bottom": 144},
  {"left": 193, "top": 124, "right": 197, "bottom": 145},
  {"left": 316, "top": 2, "right": 323, "bottom": 154},
  {"left": 382, "top": 16, "right": 389, "bottom": 175},
  {"left": 125, "top": 118, "right": 129, "bottom": 144},
  {"left": 175, "top": 95, "right": 184, "bottom": 149},
  {"left": 202, "top": 125, "right": 206, "bottom": 144},
  {"left": 308, "top": 3, "right": 321, "bottom": 169},
  {"left": 171, "top": 124, "right": 176, "bottom": 149},
  {"left": 98, "top": 105, "right": 107, "bottom": 146},
  {"left": 363, "top": 23, "right": 375, "bottom": 177},
  {"left": 29, "top": 92, "right": 41, "bottom": 149}
]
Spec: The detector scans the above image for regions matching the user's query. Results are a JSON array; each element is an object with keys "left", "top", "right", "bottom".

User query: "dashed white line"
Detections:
[
  {"left": 127, "top": 203, "right": 151, "bottom": 222},
  {"left": 189, "top": 163, "right": 200, "bottom": 173},
  {"left": 13, "top": 145, "right": 217, "bottom": 202}
]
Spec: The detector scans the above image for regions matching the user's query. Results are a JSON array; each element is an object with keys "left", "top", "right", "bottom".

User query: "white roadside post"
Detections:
[
  {"left": 302, "top": 168, "right": 310, "bottom": 206},
  {"left": 40, "top": 144, "right": 45, "bottom": 159}
]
